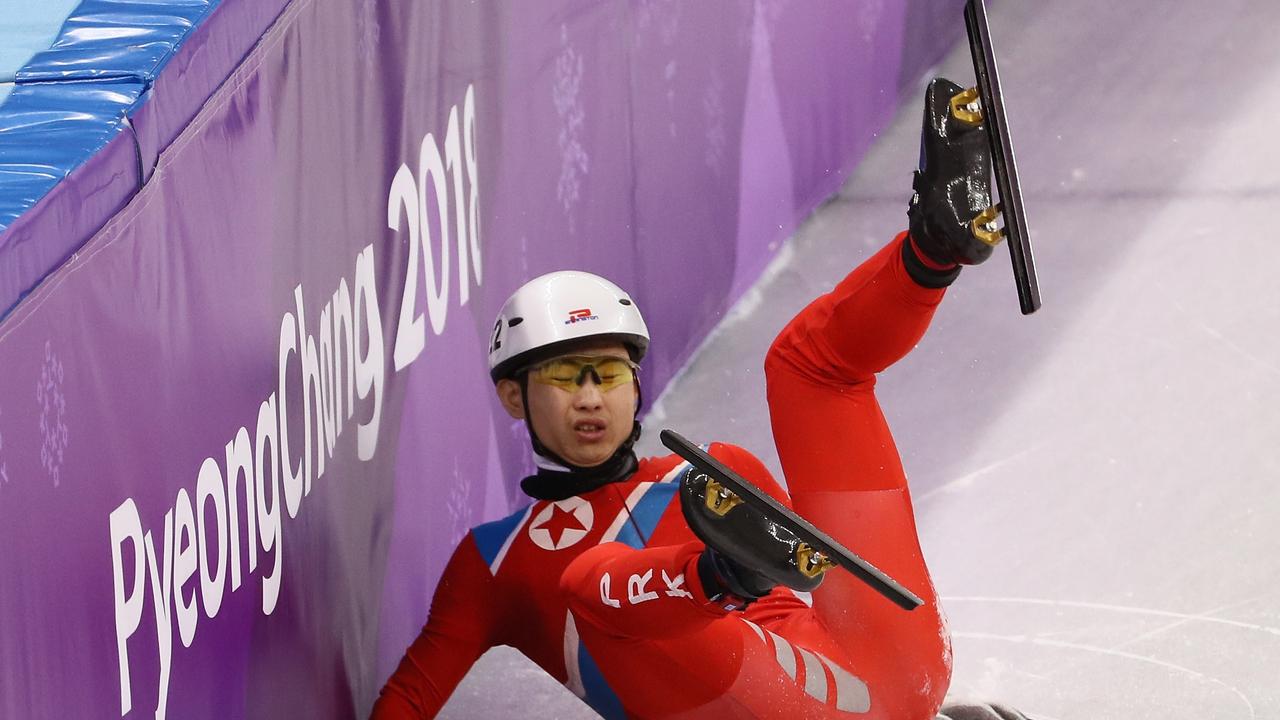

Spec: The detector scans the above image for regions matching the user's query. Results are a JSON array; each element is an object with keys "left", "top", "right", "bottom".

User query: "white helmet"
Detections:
[{"left": 489, "top": 271, "right": 650, "bottom": 382}]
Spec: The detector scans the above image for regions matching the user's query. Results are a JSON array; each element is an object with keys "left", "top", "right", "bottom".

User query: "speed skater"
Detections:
[{"left": 371, "top": 78, "right": 1033, "bottom": 720}]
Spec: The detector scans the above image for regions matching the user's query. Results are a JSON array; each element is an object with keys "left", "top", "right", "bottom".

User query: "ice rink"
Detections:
[{"left": 444, "top": 0, "right": 1280, "bottom": 717}]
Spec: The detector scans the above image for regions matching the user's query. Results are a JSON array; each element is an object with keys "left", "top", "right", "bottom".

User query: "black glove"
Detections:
[
  {"left": 695, "top": 545, "right": 776, "bottom": 610},
  {"left": 907, "top": 77, "right": 997, "bottom": 283}
]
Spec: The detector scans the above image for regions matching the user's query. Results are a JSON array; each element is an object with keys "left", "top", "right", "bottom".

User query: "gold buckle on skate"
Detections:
[
  {"left": 949, "top": 86, "right": 983, "bottom": 127},
  {"left": 795, "top": 543, "right": 836, "bottom": 579},
  {"left": 703, "top": 476, "right": 743, "bottom": 517},
  {"left": 970, "top": 204, "right": 1005, "bottom": 247}
]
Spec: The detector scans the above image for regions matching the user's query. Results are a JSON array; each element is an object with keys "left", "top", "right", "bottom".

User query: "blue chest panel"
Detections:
[
  {"left": 471, "top": 504, "right": 531, "bottom": 568},
  {"left": 578, "top": 642, "right": 628, "bottom": 719},
  {"left": 613, "top": 470, "right": 686, "bottom": 549}
]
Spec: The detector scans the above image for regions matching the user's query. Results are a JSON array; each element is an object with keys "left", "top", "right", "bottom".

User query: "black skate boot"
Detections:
[
  {"left": 662, "top": 429, "right": 924, "bottom": 611},
  {"left": 907, "top": 77, "right": 999, "bottom": 273},
  {"left": 680, "top": 469, "right": 829, "bottom": 608},
  {"left": 937, "top": 700, "right": 1035, "bottom": 720}
]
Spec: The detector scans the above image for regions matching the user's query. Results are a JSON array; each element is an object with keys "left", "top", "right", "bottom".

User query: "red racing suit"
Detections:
[{"left": 374, "top": 233, "right": 952, "bottom": 719}]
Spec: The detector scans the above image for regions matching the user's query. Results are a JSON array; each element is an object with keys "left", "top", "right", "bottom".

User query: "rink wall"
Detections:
[{"left": 0, "top": 0, "right": 964, "bottom": 717}]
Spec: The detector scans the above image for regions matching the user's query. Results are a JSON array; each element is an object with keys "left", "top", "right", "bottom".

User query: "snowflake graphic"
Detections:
[
  {"left": 36, "top": 340, "right": 69, "bottom": 487},
  {"left": 445, "top": 457, "right": 472, "bottom": 541},
  {"left": 760, "top": 0, "right": 791, "bottom": 28},
  {"left": 703, "top": 71, "right": 726, "bottom": 175},
  {"left": 354, "top": 0, "right": 381, "bottom": 73},
  {"left": 636, "top": 1, "right": 685, "bottom": 139},
  {"left": 506, "top": 418, "right": 535, "bottom": 507},
  {"left": 552, "top": 24, "right": 589, "bottom": 232},
  {"left": 856, "top": 0, "right": 885, "bottom": 43},
  {"left": 0, "top": 403, "right": 9, "bottom": 487},
  {"left": 665, "top": 60, "right": 679, "bottom": 138},
  {"left": 635, "top": 0, "right": 682, "bottom": 45}
]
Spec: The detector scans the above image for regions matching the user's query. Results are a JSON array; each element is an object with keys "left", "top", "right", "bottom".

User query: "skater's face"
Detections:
[{"left": 496, "top": 341, "right": 639, "bottom": 467}]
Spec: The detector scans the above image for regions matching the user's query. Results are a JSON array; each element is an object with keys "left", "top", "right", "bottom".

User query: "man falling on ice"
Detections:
[{"left": 373, "top": 78, "right": 1031, "bottom": 720}]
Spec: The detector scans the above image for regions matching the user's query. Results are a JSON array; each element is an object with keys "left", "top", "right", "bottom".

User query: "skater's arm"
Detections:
[
  {"left": 561, "top": 540, "right": 727, "bottom": 639},
  {"left": 560, "top": 443, "right": 792, "bottom": 638},
  {"left": 371, "top": 537, "right": 501, "bottom": 719}
]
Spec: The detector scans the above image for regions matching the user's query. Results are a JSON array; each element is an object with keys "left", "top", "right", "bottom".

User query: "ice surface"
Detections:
[
  {"left": 440, "top": 0, "right": 1280, "bottom": 716},
  {"left": 0, "top": 0, "right": 82, "bottom": 104}
]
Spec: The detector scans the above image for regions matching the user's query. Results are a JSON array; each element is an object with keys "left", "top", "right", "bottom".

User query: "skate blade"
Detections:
[{"left": 965, "top": 0, "right": 1041, "bottom": 314}]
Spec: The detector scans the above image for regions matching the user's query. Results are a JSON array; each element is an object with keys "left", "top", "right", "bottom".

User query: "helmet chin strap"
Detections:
[{"left": 517, "top": 376, "right": 644, "bottom": 501}]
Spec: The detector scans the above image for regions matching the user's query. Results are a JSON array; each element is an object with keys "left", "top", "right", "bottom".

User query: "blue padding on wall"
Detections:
[
  {"left": 0, "top": 1, "right": 220, "bottom": 230},
  {"left": 0, "top": 80, "right": 144, "bottom": 213},
  {"left": 0, "top": 0, "right": 240, "bottom": 318},
  {"left": 16, "top": 1, "right": 217, "bottom": 83}
]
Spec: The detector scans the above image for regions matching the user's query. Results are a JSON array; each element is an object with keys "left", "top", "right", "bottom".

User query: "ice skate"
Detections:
[
  {"left": 908, "top": 76, "right": 998, "bottom": 267},
  {"left": 662, "top": 429, "right": 923, "bottom": 610},
  {"left": 679, "top": 462, "right": 827, "bottom": 595}
]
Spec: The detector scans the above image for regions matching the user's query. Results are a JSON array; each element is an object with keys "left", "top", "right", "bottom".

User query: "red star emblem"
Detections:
[{"left": 534, "top": 503, "right": 588, "bottom": 548}]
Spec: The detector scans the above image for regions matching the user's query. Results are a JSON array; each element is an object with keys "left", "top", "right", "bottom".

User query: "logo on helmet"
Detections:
[{"left": 565, "top": 308, "right": 598, "bottom": 325}]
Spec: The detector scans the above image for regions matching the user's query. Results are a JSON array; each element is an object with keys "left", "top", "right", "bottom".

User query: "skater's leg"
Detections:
[
  {"left": 764, "top": 233, "right": 952, "bottom": 718},
  {"left": 768, "top": 232, "right": 946, "bottom": 403}
]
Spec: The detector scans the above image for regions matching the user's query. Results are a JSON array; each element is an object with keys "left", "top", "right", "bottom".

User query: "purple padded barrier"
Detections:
[
  {"left": 0, "top": 0, "right": 293, "bottom": 316},
  {"left": 0, "top": 1, "right": 963, "bottom": 717},
  {"left": 127, "top": 0, "right": 294, "bottom": 180}
]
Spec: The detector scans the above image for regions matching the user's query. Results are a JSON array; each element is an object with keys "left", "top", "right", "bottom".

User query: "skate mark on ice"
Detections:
[
  {"left": 913, "top": 444, "right": 1045, "bottom": 505},
  {"left": 1047, "top": 599, "right": 1259, "bottom": 689},
  {"left": 938, "top": 710, "right": 1064, "bottom": 720},
  {"left": 952, "top": 631, "right": 1258, "bottom": 719},
  {"left": 943, "top": 596, "right": 1280, "bottom": 638},
  {"left": 1168, "top": 296, "right": 1280, "bottom": 380},
  {"left": 1103, "top": 599, "right": 1257, "bottom": 653}
]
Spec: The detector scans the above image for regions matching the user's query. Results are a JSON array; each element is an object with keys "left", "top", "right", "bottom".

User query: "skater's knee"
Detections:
[
  {"left": 765, "top": 335, "right": 877, "bottom": 399},
  {"left": 764, "top": 334, "right": 805, "bottom": 386}
]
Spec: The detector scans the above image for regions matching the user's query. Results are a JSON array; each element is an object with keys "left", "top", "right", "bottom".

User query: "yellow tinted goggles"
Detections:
[{"left": 528, "top": 356, "right": 639, "bottom": 391}]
